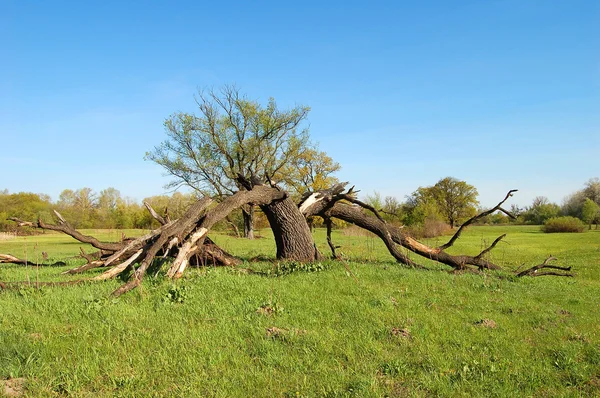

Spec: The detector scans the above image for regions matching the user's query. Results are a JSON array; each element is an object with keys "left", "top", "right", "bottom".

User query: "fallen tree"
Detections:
[{"left": 0, "top": 181, "right": 573, "bottom": 296}]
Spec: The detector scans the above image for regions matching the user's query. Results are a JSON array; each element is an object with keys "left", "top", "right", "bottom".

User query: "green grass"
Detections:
[{"left": 1, "top": 226, "right": 599, "bottom": 397}]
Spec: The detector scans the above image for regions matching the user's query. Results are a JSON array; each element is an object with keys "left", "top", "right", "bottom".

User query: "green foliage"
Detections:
[
  {"left": 523, "top": 196, "right": 560, "bottom": 225},
  {"left": 280, "top": 147, "right": 341, "bottom": 199},
  {"left": 581, "top": 198, "right": 600, "bottom": 228},
  {"left": 272, "top": 261, "right": 331, "bottom": 276},
  {"left": 490, "top": 211, "right": 510, "bottom": 224},
  {"left": 401, "top": 195, "right": 444, "bottom": 226},
  {"left": 138, "top": 192, "right": 198, "bottom": 229},
  {"left": 162, "top": 284, "right": 189, "bottom": 304},
  {"left": 0, "top": 187, "right": 203, "bottom": 232},
  {"left": 404, "top": 177, "right": 478, "bottom": 227},
  {"left": 146, "top": 85, "right": 331, "bottom": 199},
  {"left": 561, "top": 178, "right": 600, "bottom": 219},
  {"left": 364, "top": 192, "right": 403, "bottom": 222},
  {"left": 0, "top": 191, "right": 53, "bottom": 232},
  {"left": 542, "top": 216, "right": 586, "bottom": 233}
]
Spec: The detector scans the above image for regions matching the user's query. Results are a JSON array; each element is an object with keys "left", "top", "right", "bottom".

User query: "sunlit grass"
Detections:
[{"left": 1, "top": 226, "right": 599, "bottom": 396}]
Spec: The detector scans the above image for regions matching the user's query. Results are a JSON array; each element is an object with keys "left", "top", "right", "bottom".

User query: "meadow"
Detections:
[{"left": 1, "top": 226, "right": 599, "bottom": 397}]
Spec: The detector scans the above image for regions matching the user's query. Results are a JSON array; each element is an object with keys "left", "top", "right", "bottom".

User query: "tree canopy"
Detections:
[
  {"left": 405, "top": 177, "right": 478, "bottom": 227},
  {"left": 146, "top": 85, "right": 318, "bottom": 198},
  {"left": 146, "top": 85, "right": 340, "bottom": 238},
  {"left": 581, "top": 198, "right": 600, "bottom": 229}
]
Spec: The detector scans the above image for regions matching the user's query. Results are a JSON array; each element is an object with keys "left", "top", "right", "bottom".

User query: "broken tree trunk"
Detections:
[
  {"left": 236, "top": 175, "right": 321, "bottom": 262},
  {"left": 298, "top": 183, "right": 564, "bottom": 274},
  {"left": 2, "top": 181, "right": 573, "bottom": 297},
  {"left": 242, "top": 205, "right": 255, "bottom": 239},
  {"left": 2, "top": 194, "right": 252, "bottom": 295},
  {"left": 261, "top": 197, "right": 321, "bottom": 262}
]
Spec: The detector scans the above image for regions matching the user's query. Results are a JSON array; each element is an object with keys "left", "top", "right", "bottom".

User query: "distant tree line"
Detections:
[
  {"left": 0, "top": 188, "right": 200, "bottom": 232},
  {"left": 1, "top": 177, "right": 598, "bottom": 234},
  {"left": 362, "top": 177, "right": 600, "bottom": 235}
]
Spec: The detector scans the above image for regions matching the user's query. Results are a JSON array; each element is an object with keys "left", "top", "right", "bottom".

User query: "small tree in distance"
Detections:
[
  {"left": 406, "top": 177, "right": 478, "bottom": 227},
  {"left": 581, "top": 198, "right": 600, "bottom": 230},
  {"left": 523, "top": 196, "right": 560, "bottom": 225}
]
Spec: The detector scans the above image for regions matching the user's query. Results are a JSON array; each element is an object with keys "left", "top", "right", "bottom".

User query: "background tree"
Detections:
[
  {"left": 582, "top": 177, "right": 600, "bottom": 203},
  {"left": 429, "top": 177, "right": 479, "bottom": 227},
  {"left": 97, "top": 188, "right": 122, "bottom": 228},
  {"left": 406, "top": 177, "right": 478, "bottom": 227},
  {"left": 561, "top": 191, "right": 586, "bottom": 218},
  {"left": 146, "top": 85, "right": 329, "bottom": 239},
  {"left": 561, "top": 178, "right": 600, "bottom": 220},
  {"left": 139, "top": 192, "right": 198, "bottom": 228},
  {"left": 581, "top": 198, "right": 600, "bottom": 230},
  {"left": 402, "top": 187, "right": 443, "bottom": 226},
  {"left": 56, "top": 188, "right": 98, "bottom": 228},
  {"left": 522, "top": 196, "right": 560, "bottom": 225},
  {"left": 280, "top": 147, "right": 340, "bottom": 198},
  {"left": 0, "top": 191, "right": 53, "bottom": 232},
  {"left": 364, "top": 192, "right": 403, "bottom": 222}
]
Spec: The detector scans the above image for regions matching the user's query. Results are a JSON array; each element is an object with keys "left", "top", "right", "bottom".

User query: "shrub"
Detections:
[
  {"left": 542, "top": 217, "right": 585, "bottom": 233},
  {"left": 341, "top": 225, "right": 376, "bottom": 237},
  {"left": 406, "top": 218, "right": 452, "bottom": 239}
]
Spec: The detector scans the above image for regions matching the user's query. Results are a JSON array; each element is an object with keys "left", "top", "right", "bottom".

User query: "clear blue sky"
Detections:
[{"left": 2, "top": 0, "right": 598, "bottom": 208}]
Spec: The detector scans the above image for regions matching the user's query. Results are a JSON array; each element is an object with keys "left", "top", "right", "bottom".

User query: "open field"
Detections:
[{"left": 1, "top": 226, "right": 599, "bottom": 397}]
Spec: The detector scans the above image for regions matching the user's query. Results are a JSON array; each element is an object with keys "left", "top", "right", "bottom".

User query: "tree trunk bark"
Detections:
[
  {"left": 242, "top": 205, "right": 255, "bottom": 239},
  {"left": 261, "top": 197, "right": 320, "bottom": 262}
]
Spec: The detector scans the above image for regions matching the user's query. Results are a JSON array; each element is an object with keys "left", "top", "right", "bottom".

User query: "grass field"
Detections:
[{"left": 1, "top": 226, "right": 599, "bottom": 397}]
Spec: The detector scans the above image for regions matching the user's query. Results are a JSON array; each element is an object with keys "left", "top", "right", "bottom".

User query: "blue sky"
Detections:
[{"left": 2, "top": 0, "right": 598, "bottom": 208}]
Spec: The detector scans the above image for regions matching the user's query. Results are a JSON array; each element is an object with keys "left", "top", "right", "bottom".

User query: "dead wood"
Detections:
[
  {"left": 10, "top": 211, "right": 124, "bottom": 252},
  {"left": 143, "top": 201, "right": 168, "bottom": 225},
  {"left": 0, "top": 253, "right": 66, "bottom": 267},
  {"left": 516, "top": 256, "right": 573, "bottom": 277},
  {"left": 189, "top": 237, "right": 242, "bottom": 267},
  {"left": 5, "top": 190, "right": 259, "bottom": 296},
  {"left": 300, "top": 185, "right": 511, "bottom": 271},
  {"left": 438, "top": 189, "right": 517, "bottom": 250},
  {"left": 2, "top": 182, "right": 573, "bottom": 297},
  {"left": 324, "top": 217, "right": 339, "bottom": 259},
  {"left": 114, "top": 185, "right": 286, "bottom": 296}
]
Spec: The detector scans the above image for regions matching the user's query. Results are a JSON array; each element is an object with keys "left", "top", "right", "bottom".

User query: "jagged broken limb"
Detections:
[{"left": 2, "top": 195, "right": 251, "bottom": 295}]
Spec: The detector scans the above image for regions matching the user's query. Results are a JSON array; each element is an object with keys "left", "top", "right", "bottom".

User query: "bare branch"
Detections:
[
  {"left": 325, "top": 217, "right": 339, "bottom": 259},
  {"left": 339, "top": 194, "right": 386, "bottom": 223},
  {"left": 438, "top": 189, "right": 518, "bottom": 250},
  {"left": 0, "top": 253, "right": 66, "bottom": 267},
  {"left": 143, "top": 201, "right": 168, "bottom": 225},
  {"left": 94, "top": 249, "right": 144, "bottom": 281},
  {"left": 516, "top": 256, "right": 573, "bottom": 277},
  {"left": 10, "top": 215, "right": 124, "bottom": 252},
  {"left": 475, "top": 234, "right": 506, "bottom": 261}
]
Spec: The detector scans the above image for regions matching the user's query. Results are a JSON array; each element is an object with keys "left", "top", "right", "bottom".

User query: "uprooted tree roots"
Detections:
[{"left": 0, "top": 183, "right": 573, "bottom": 296}]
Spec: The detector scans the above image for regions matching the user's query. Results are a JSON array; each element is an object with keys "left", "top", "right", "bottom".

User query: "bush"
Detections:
[
  {"left": 542, "top": 217, "right": 586, "bottom": 233},
  {"left": 406, "top": 218, "right": 452, "bottom": 239},
  {"left": 341, "top": 225, "right": 376, "bottom": 237}
]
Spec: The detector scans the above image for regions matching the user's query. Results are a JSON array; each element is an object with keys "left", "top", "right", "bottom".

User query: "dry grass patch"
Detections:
[{"left": 1, "top": 378, "right": 25, "bottom": 397}]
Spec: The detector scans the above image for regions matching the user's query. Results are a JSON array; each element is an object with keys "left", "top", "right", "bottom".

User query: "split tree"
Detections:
[
  {"left": 145, "top": 85, "right": 339, "bottom": 239},
  {"left": 1, "top": 182, "right": 572, "bottom": 296},
  {"left": 0, "top": 86, "right": 573, "bottom": 294}
]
